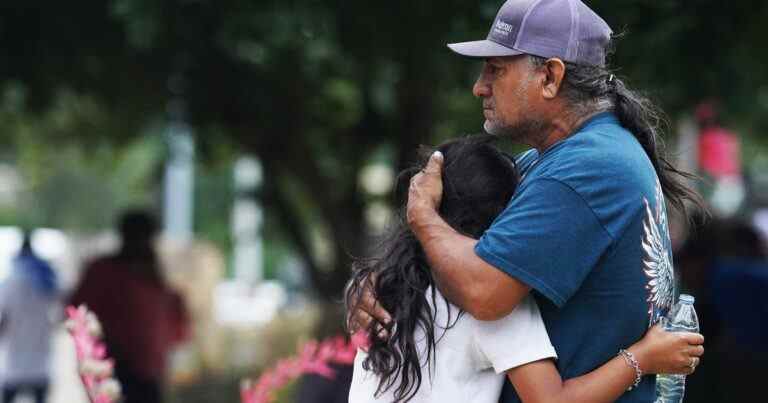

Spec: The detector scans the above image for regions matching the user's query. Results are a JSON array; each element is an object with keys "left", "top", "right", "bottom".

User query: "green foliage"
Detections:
[
  {"left": 11, "top": 134, "right": 161, "bottom": 231},
  {"left": 592, "top": 0, "right": 768, "bottom": 123},
  {"left": 193, "top": 156, "right": 235, "bottom": 271},
  {"left": 1, "top": 0, "right": 767, "bottom": 298}
]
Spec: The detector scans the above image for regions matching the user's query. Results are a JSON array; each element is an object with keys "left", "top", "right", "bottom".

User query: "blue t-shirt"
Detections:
[{"left": 475, "top": 113, "right": 675, "bottom": 403}]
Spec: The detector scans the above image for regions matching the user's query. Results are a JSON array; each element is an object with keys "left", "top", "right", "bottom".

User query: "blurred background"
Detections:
[{"left": 0, "top": 1, "right": 766, "bottom": 402}]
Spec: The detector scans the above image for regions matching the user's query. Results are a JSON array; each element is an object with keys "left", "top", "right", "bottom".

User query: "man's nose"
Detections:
[{"left": 473, "top": 75, "right": 491, "bottom": 98}]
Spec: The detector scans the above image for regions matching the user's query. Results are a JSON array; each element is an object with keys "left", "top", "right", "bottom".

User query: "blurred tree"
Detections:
[{"left": 1, "top": 0, "right": 767, "bottom": 300}]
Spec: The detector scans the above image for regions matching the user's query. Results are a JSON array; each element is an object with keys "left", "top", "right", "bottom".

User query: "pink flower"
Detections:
[
  {"left": 240, "top": 332, "right": 367, "bottom": 403},
  {"left": 65, "top": 305, "right": 123, "bottom": 403}
]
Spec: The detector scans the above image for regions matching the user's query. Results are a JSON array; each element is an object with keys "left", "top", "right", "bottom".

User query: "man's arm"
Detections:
[{"left": 407, "top": 151, "right": 530, "bottom": 320}]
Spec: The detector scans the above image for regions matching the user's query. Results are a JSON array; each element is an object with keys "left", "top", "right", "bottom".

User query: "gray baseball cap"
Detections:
[{"left": 448, "top": 0, "right": 613, "bottom": 66}]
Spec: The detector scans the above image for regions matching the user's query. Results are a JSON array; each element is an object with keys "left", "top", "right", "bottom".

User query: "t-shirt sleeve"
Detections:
[
  {"left": 475, "top": 178, "right": 613, "bottom": 307},
  {"left": 472, "top": 295, "right": 557, "bottom": 374}
]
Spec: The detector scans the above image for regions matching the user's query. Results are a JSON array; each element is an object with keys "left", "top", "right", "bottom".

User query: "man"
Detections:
[
  {"left": 70, "top": 210, "right": 189, "bottom": 403},
  {"left": 349, "top": 0, "right": 705, "bottom": 402}
]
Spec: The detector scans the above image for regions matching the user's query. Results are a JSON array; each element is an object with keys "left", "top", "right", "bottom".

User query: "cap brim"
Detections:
[{"left": 447, "top": 40, "right": 524, "bottom": 58}]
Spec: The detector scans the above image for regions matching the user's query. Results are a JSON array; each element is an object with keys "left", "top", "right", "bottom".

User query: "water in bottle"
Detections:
[{"left": 655, "top": 294, "right": 699, "bottom": 403}]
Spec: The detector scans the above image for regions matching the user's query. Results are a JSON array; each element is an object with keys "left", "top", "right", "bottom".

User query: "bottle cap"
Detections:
[{"left": 679, "top": 294, "right": 695, "bottom": 304}]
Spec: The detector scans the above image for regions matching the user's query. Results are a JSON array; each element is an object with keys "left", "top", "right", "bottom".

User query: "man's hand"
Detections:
[
  {"left": 346, "top": 151, "right": 444, "bottom": 342},
  {"left": 346, "top": 273, "right": 393, "bottom": 340},
  {"left": 407, "top": 151, "right": 444, "bottom": 230}
]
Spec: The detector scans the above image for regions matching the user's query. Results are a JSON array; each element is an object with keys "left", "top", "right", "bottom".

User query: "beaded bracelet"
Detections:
[{"left": 618, "top": 349, "right": 643, "bottom": 391}]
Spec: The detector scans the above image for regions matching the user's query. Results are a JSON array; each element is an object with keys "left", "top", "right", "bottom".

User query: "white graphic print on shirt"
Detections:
[{"left": 641, "top": 178, "right": 675, "bottom": 325}]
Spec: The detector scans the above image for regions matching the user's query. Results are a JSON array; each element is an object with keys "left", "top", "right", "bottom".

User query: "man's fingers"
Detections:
[
  {"left": 345, "top": 312, "right": 357, "bottom": 333},
  {"left": 406, "top": 151, "right": 444, "bottom": 218},
  {"left": 371, "top": 304, "right": 393, "bottom": 327},
  {"left": 409, "top": 172, "right": 423, "bottom": 187},
  {"left": 375, "top": 323, "right": 390, "bottom": 340},
  {"left": 361, "top": 288, "right": 392, "bottom": 325},
  {"left": 350, "top": 309, "right": 374, "bottom": 334},
  {"left": 354, "top": 309, "right": 389, "bottom": 340},
  {"left": 352, "top": 305, "right": 391, "bottom": 340},
  {"left": 423, "top": 151, "right": 444, "bottom": 176}
]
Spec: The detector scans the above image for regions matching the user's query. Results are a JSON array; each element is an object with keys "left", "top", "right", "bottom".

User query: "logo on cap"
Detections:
[{"left": 493, "top": 20, "right": 514, "bottom": 37}]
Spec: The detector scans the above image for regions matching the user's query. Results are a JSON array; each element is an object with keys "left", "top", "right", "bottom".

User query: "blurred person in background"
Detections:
[
  {"left": 0, "top": 231, "right": 60, "bottom": 403},
  {"left": 695, "top": 101, "right": 745, "bottom": 216},
  {"left": 676, "top": 218, "right": 767, "bottom": 402},
  {"left": 70, "top": 210, "right": 189, "bottom": 403},
  {"left": 708, "top": 220, "right": 767, "bottom": 402}
]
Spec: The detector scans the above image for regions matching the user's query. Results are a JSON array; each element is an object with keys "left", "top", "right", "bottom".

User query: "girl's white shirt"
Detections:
[{"left": 349, "top": 287, "right": 556, "bottom": 403}]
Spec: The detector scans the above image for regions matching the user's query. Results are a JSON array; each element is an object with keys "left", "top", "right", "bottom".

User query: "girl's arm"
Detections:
[{"left": 507, "top": 325, "right": 704, "bottom": 403}]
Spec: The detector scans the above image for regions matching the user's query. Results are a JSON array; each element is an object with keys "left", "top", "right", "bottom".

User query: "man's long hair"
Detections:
[
  {"left": 530, "top": 49, "right": 705, "bottom": 218},
  {"left": 344, "top": 135, "right": 520, "bottom": 402}
]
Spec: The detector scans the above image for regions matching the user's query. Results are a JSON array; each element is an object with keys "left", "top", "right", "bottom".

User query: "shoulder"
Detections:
[
  {"left": 542, "top": 115, "right": 653, "bottom": 185},
  {"left": 85, "top": 254, "right": 122, "bottom": 272},
  {"left": 80, "top": 256, "right": 132, "bottom": 287},
  {"left": 544, "top": 121, "right": 648, "bottom": 181},
  {"left": 520, "top": 116, "right": 657, "bottom": 235}
]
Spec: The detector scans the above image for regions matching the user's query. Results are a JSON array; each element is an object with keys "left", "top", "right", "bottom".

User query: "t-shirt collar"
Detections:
[
  {"left": 576, "top": 111, "right": 619, "bottom": 133},
  {"left": 536, "top": 111, "right": 619, "bottom": 156}
]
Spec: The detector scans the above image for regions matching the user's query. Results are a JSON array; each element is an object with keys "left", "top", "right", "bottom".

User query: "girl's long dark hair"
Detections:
[{"left": 345, "top": 135, "right": 520, "bottom": 402}]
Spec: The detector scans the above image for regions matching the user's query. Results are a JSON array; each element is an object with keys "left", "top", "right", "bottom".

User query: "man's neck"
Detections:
[{"left": 532, "top": 108, "right": 606, "bottom": 153}]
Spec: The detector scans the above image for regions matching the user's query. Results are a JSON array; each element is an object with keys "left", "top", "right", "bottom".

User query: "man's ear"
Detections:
[{"left": 541, "top": 58, "right": 566, "bottom": 100}]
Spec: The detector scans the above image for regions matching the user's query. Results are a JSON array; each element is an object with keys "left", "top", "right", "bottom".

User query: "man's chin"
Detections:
[
  {"left": 484, "top": 120, "right": 528, "bottom": 141},
  {"left": 483, "top": 120, "right": 497, "bottom": 135},
  {"left": 484, "top": 120, "right": 506, "bottom": 136}
]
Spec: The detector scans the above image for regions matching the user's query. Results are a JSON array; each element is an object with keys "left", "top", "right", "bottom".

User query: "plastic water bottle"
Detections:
[{"left": 655, "top": 294, "right": 699, "bottom": 403}]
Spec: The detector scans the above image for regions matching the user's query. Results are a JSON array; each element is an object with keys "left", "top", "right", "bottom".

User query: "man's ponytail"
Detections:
[{"left": 529, "top": 55, "right": 706, "bottom": 218}]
